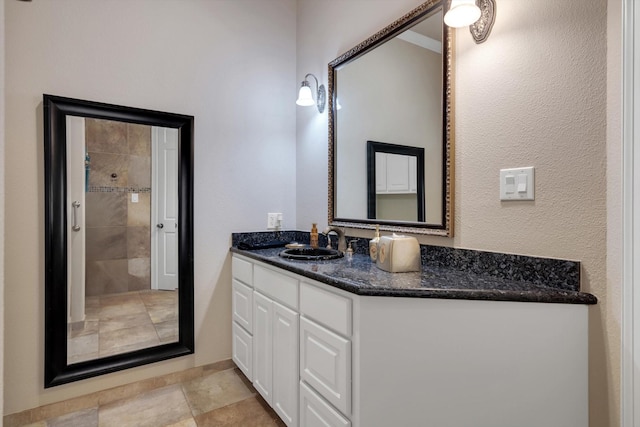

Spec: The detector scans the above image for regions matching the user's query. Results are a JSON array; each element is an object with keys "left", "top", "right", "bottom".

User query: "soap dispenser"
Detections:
[
  {"left": 310, "top": 223, "right": 319, "bottom": 249},
  {"left": 369, "top": 225, "right": 380, "bottom": 261},
  {"left": 346, "top": 240, "right": 357, "bottom": 262}
]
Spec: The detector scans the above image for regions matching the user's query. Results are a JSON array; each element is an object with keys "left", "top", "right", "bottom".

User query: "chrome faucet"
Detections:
[{"left": 322, "top": 226, "right": 347, "bottom": 254}]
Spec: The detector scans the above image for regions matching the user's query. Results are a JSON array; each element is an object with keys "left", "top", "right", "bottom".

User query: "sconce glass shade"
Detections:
[
  {"left": 444, "top": 0, "right": 481, "bottom": 28},
  {"left": 296, "top": 73, "right": 326, "bottom": 113},
  {"left": 296, "top": 82, "right": 315, "bottom": 107}
]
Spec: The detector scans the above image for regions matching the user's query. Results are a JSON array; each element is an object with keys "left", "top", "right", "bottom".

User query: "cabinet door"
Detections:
[
  {"left": 300, "top": 317, "right": 351, "bottom": 416},
  {"left": 273, "top": 301, "right": 299, "bottom": 427},
  {"left": 232, "top": 321, "right": 253, "bottom": 381},
  {"left": 253, "top": 291, "right": 273, "bottom": 404},
  {"left": 385, "top": 153, "right": 411, "bottom": 192},
  {"left": 408, "top": 155, "right": 417, "bottom": 193},
  {"left": 300, "top": 381, "right": 351, "bottom": 427},
  {"left": 232, "top": 279, "right": 253, "bottom": 333},
  {"left": 375, "top": 152, "right": 387, "bottom": 192}
]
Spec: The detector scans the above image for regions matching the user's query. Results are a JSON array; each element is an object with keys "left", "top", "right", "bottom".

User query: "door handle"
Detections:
[
  {"left": 157, "top": 223, "right": 164, "bottom": 229},
  {"left": 72, "top": 201, "right": 81, "bottom": 232}
]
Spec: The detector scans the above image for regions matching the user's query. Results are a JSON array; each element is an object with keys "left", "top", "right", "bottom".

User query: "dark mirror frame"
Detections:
[
  {"left": 328, "top": 0, "right": 454, "bottom": 237},
  {"left": 43, "top": 94, "right": 194, "bottom": 388},
  {"left": 367, "top": 140, "right": 425, "bottom": 222}
]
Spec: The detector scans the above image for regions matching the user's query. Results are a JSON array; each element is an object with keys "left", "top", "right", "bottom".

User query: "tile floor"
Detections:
[
  {"left": 68, "top": 290, "right": 178, "bottom": 364},
  {"left": 4, "top": 360, "right": 285, "bottom": 427}
]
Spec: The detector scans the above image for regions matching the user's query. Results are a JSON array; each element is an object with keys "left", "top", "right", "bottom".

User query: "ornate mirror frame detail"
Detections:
[
  {"left": 328, "top": 0, "right": 454, "bottom": 237},
  {"left": 44, "top": 95, "right": 195, "bottom": 387}
]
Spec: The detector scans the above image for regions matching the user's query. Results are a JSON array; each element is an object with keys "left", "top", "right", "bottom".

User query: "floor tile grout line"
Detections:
[{"left": 3, "top": 361, "right": 237, "bottom": 426}]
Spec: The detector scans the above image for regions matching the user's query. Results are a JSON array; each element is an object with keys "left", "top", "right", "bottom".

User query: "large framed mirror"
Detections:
[
  {"left": 328, "top": 0, "right": 454, "bottom": 236},
  {"left": 44, "top": 95, "right": 194, "bottom": 387}
]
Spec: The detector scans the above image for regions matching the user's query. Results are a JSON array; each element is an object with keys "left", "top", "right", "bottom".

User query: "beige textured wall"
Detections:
[
  {"left": 454, "top": 2, "right": 612, "bottom": 425},
  {"left": 297, "top": 0, "right": 617, "bottom": 425},
  {"left": 4, "top": 0, "right": 296, "bottom": 415}
]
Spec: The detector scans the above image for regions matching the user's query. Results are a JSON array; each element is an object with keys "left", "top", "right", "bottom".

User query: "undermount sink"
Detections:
[{"left": 279, "top": 247, "right": 343, "bottom": 261}]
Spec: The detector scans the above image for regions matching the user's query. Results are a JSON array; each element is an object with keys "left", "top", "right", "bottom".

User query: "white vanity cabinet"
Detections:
[
  {"left": 299, "top": 281, "right": 352, "bottom": 419},
  {"left": 231, "top": 254, "right": 589, "bottom": 427},
  {"left": 252, "top": 264, "right": 300, "bottom": 427},
  {"left": 231, "top": 257, "right": 300, "bottom": 427}
]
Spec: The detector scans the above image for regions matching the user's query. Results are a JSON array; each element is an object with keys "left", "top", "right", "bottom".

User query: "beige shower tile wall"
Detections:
[
  {"left": 128, "top": 123, "right": 151, "bottom": 156},
  {"left": 85, "top": 119, "right": 152, "bottom": 296}
]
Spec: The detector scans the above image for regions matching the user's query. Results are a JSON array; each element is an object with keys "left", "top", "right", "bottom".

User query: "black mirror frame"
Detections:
[
  {"left": 328, "top": 0, "right": 454, "bottom": 237},
  {"left": 367, "top": 141, "right": 426, "bottom": 222},
  {"left": 43, "top": 94, "right": 194, "bottom": 388}
]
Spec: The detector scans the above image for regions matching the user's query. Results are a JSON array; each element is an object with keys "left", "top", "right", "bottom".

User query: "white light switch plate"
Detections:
[{"left": 500, "top": 167, "right": 535, "bottom": 201}]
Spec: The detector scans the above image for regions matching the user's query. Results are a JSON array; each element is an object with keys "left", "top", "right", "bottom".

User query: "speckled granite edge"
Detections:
[
  {"left": 231, "top": 231, "right": 581, "bottom": 292},
  {"left": 229, "top": 246, "right": 597, "bottom": 305}
]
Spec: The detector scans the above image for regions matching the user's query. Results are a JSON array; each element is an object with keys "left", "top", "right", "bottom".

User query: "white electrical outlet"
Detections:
[{"left": 267, "top": 213, "right": 283, "bottom": 230}]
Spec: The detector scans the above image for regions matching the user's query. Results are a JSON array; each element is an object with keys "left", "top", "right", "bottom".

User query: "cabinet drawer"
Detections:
[
  {"left": 300, "top": 281, "right": 352, "bottom": 337},
  {"left": 254, "top": 264, "right": 298, "bottom": 310},
  {"left": 232, "top": 255, "right": 253, "bottom": 286},
  {"left": 232, "top": 279, "right": 253, "bottom": 333},
  {"left": 232, "top": 322, "right": 253, "bottom": 381},
  {"left": 300, "top": 381, "right": 350, "bottom": 427},
  {"left": 300, "top": 317, "right": 351, "bottom": 416}
]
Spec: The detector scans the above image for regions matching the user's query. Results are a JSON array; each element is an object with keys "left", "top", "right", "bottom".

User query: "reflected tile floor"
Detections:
[
  {"left": 4, "top": 361, "right": 286, "bottom": 427},
  {"left": 68, "top": 290, "right": 178, "bottom": 364}
]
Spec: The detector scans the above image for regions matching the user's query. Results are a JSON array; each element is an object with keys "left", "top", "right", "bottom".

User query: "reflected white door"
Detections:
[
  {"left": 66, "top": 116, "right": 86, "bottom": 325},
  {"left": 152, "top": 127, "right": 179, "bottom": 290}
]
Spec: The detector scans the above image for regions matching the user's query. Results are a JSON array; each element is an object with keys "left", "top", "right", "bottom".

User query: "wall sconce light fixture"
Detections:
[
  {"left": 296, "top": 73, "right": 326, "bottom": 113},
  {"left": 444, "top": 0, "right": 496, "bottom": 44}
]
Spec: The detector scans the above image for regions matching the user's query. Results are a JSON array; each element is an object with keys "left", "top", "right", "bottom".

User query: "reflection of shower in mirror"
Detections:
[{"left": 65, "top": 116, "right": 180, "bottom": 364}]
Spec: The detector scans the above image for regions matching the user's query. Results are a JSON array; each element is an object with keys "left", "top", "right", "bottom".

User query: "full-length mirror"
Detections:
[
  {"left": 329, "top": 0, "right": 454, "bottom": 236},
  {"left": 44, "top": 95, "right": 194, "bottom": 387}
]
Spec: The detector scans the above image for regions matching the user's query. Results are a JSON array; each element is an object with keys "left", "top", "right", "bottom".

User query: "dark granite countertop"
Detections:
[{"left": 230, "top": 246, "right": 597, "bottom": 305}]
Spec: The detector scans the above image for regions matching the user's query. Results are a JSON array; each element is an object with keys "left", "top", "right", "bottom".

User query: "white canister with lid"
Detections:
[{"left": 376, "top": 234, "right": 421, "bottom": 273}]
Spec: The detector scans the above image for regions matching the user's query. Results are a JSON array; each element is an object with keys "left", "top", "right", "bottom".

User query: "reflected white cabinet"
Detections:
[{"left": 375, "top": 152, "right": 417, "bottom": 194}]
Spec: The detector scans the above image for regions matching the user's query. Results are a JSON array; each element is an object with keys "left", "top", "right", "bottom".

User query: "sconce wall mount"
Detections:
[
  {"left": 470, "top": 0, "right": 496, "bottom": 44},
  {"left": 444, "top": 0, "right": 496, "bottom": 44}
]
